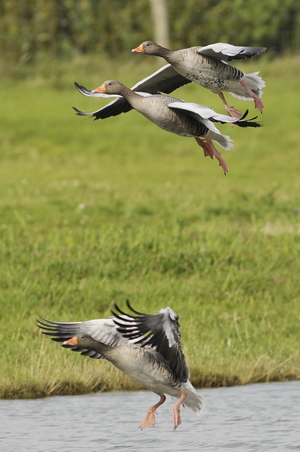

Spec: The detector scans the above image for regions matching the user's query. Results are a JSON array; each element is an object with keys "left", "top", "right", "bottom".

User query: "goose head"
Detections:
[
  {"left": 92, "top": 80, "right": 125, "bottom": 96},
  {"left": 63, "top": 334, "right": 98, "bottom": 349},
  {"left": 132, "top": 41, "right": 165, "bottom": 56}
]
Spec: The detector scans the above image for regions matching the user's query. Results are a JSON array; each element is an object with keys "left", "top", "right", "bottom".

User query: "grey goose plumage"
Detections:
[
  {"left": 132, "top": 41, "right": 266, "bottom": 118},
  {"left": 37, "top": 301, "right": 202, "bottom": 430},
  {"left": 73, "top": 79, "right": 261, "bottom": 174}
]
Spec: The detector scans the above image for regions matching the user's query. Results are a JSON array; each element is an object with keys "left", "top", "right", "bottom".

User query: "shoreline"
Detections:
[{"left": 2, "top": 372, "right": 299, "bottom": 400}]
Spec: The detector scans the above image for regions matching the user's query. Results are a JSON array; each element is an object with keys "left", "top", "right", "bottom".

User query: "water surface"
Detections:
[{"left": 1, "top": 380, "right": 299, "bottom": 451}]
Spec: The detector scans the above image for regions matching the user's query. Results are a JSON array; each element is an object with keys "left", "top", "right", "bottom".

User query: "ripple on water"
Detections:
[{"left": 1, "top": 380, "right": 300, "bottom": 452}]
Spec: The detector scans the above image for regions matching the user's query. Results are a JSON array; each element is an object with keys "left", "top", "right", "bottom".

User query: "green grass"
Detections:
[{"left": 0, "top": 54, "right": 300, "bottom": 398}]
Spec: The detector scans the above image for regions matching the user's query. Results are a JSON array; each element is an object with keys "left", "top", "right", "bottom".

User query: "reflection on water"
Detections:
[{"left": 1, "top": 381, "right": 299, "bottom": 451}]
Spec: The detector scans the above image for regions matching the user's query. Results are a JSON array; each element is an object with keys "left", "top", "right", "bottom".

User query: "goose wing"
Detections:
[
  {"left": 112, "top": 301, "right": 189, "bottom": 382},
  {"left": 73, "top": 96, "right": 133, "bottom": 119},
  {"left": 37, "top": 317, "right": 128, "bottom": 359},
  {"left": 73, "top": 64, "right": 190, "bottom": 120},
  {"left": 130, "top": 64, "right": 191, "bottom": 95},
  {"left": 168, "top": 102, "right": 261, "bottom": 128},
  {"left": 198, "top": 43, "right": 266, "bottom": 61},
  {"left": 74, "top": 83, "right": 122, "bottom": 99},
  {"left": 73, "top": 83, "right": 132, "bottom": 119}
]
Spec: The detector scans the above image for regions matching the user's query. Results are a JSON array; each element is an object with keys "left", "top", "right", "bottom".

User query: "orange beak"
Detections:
[
  {"left": 63, "top": 336, "right": 79, "bottom": 346},
  {"left": 92, "top": 83, "right": 106, "bottom": 94},
  {"left": 132, "top": 44, "right": 144, "bottom": 53}
]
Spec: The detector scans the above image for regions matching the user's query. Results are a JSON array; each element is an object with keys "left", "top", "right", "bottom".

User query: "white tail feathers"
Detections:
[
  {"left": 182, "top": 380, "right": 202, "bottom": 413},
  {"left": 230, "top": 71, "right": 265, "bottom": 100},
  {"left": 208, "top": 130, "right": 233, "bottom": 150}
]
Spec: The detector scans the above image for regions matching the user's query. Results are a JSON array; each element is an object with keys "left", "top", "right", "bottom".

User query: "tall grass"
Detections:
[{"left": 0, "top": 54, "right": 299, "bottom": 398}]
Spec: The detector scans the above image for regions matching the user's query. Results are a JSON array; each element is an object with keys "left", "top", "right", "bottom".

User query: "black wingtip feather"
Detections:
[
  {"left": 235, "top": 110, "right": 262, "bottom": 128},
  {"left": 239, "top": 109, "right": 249, "bottom": 120},
  {"left": 125, "top": 299, "right": 145, "bottom": 316},
  {"left": 72, "top": 106, "right": 92, "bottom": 117}
]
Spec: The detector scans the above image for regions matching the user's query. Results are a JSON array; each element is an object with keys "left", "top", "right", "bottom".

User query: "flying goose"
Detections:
[
  {"left": 73, "top": 80, "right": 261, "bottom": 174},
  {"left": 37, "top": 301, "right": 202, "bottom": 430},
  {"left": 132, "top": 41, "right": 266, "bottom": 118}
]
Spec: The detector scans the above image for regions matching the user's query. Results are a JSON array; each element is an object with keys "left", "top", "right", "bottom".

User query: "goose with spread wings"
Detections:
[
  {"left": 132, "top": 41, "right": 266, "bottom": 118},
  {"left": 73, "top": 80, "right": 261, "bottom": 174},
  {"left": 37, "top": 301, "right": 202, "bottom": 430}
]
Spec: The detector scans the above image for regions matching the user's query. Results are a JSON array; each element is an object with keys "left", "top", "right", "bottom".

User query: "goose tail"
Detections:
[
  {"left": 182, "top": 380, "right": 202, "bottom": 413},
  {"left": 208, "top": 130, "right": 233, "bottom": 151},
  {"left": 230, "top": 72, "right": 265, "bottom": 100}
]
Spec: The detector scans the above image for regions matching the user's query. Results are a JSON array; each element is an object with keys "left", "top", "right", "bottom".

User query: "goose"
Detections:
[
  {"left": 132, "top": 41, "right": 266, "bottom": 118},
  {"left": 73, "top": 80, "right": 261, "bottom": 174},
  {"left": 37, "top": 301, "right": 202, "bottom": 430}
]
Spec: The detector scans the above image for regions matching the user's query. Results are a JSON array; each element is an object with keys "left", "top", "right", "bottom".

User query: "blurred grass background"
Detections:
[{"left": 0, "top": 52, "right": 300, "bottom": 398}]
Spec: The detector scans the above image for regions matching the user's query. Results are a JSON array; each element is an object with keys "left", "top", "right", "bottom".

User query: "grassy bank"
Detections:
[{"left": 0, "top": 55, "right": 300, "bottom": 399}]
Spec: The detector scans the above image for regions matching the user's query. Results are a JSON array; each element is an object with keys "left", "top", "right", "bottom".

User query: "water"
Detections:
[{"left": 1, "top": 381, "right": 299, "bottom": 451}]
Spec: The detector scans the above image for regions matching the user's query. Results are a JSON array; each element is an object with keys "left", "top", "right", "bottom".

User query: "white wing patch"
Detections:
[{"left": 198, "top": 43, "right": 266, "bottom": 61}]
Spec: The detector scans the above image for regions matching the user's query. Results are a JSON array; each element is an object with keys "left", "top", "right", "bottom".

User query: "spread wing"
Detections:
[
  {"left": 168, "top": 102, "right": 261, "bottom": 127},
  {"left": 73, "top": 92, "right": 133, "bottom": 119},
  {"left": 73, "top": 64, "right": 191, "bottom": 120},
  {"left": 112, "top": 301, "right": 189, "bottom": 382},
  {"left": 37, "top": 317, "right": 128, "bottom": 359},
  {"left": 130, "top": 64, "right": 191, "bottom": 95},
  {"left": 198, "top": 43, "right": 267, "bottom": 61}
]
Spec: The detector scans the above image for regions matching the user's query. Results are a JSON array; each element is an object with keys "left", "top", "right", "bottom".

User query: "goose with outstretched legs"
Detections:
[
  {"left": 73, "top": 79, "right": 262, "bottom": 174},
  {"left": 132, "top": 41, "right": 266, "bottom": 118},
  {"left": 37, "top": 301, "right": 202, "bottom": 430}
]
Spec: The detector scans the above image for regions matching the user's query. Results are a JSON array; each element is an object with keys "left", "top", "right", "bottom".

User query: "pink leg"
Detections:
[
  {"left": 194, "top": 136, "right": 228, "bottom": 174},
  {"left": 240, "top": 80, "right": 264, "bottom": 113},
  {"left": 139, "top": 395, "right": 166, "bottom": 430},
  {"left": 218, "top": 92, "right": 242, "bottom": 119},
  {"left": 172, "top": 390, "right": 187, "bottom": 430}
]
